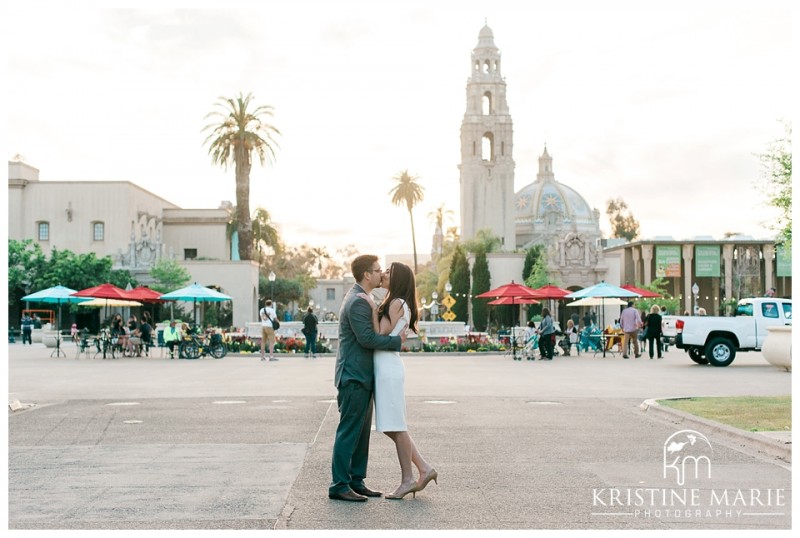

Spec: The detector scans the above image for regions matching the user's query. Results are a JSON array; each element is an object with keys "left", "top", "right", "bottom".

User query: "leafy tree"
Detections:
[
  {"left": 464, "top": 228, "right": 502, "bottom": 255},
  {"left": 522, "top": 244, "right": 544, "bottom": 282},
  {"left": 470, "top": 251, "right": 491, "bottom": 331},
  {"left": 522, "top": 245, "right": 554, "bottom": 291},
  {"left": 149, "top": 258, "right": 192, "bottom": 293},
  {"left": 259, "top": 273, "right": 304, "bottom": 316},
  {"left": 448, "top": 245, "right": 470, "bottom": 322},
  {"left": 8, "top": 240, "right": 47, "bottom": 306},
  {"left": 262, "top": 243, "right": 319, "bottom": 303},
  {"left": 204, "top": 92, "right": 280, "bottom": 260},
  {"left": 606, "top": 197, "right": 640, "bottom": 241},
  {"left": 631, "top": 278, "right": 681, "bottom": 317},
  {"left": 758, "top": 122, "right": 792, "bottom": 248},
  {"left": 389, "top": 169, "right": 425, "bottom": 273}
]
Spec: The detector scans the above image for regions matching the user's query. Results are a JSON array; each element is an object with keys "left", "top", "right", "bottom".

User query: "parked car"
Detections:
[{"left": 675, "top": 298, "right": 792, "bottom": 367}]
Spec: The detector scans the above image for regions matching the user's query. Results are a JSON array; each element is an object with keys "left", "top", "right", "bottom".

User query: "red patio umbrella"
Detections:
[
  {"left": 72, "top": 283, "right": 131, "bottom": 299},
  {"left": 476, "top": 281, "right": 540, "bottom": 300},
  {"left": 621, "top": 284, "right": 662, "bottom": 298},
  {"left": 477, "top": 281, "right": 539, "bottom": 359},
  {"left": 529, "top": 284, "right": 572, "bottom": 299},
  {"left": 487, "top": 296, "right": 540, "bottom": 305},
  {"left": 125, "top": 286, "right": 164, "bottom": 303}
]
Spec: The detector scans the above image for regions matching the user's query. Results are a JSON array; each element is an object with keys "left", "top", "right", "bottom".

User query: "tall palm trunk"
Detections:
[
  {"left": 408, "top": 206, "right": 418, "bottom": 274},
  {"left": 235, "top": 146, "right": 253, "bottom": 260}
]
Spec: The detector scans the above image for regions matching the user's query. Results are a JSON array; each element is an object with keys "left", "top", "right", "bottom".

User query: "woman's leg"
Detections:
[
  {"left": 407, "top": 432, "right": 433, "bottom": 477},
  {"left": 384, "top": 432, "right": 416, "bottom": 492}
]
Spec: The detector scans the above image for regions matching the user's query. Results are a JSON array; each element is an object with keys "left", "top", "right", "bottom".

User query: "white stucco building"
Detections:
[{"left": 8, "top": 160, "right": 259, "bottom": 329}]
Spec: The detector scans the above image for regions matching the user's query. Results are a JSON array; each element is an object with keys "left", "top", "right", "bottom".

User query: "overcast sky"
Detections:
[{"left": 6, "top": 0, "right": 793, "bottom": 263}]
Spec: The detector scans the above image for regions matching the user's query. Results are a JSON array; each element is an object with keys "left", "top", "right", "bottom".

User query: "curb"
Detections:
[{"left": 640, "top": 398, "right": 791, "bottom": 464}]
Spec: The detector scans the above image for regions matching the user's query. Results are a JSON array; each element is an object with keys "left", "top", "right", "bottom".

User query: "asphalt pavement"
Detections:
[{"left": 6, "top": 342, "right": 793, "bottom": 532}]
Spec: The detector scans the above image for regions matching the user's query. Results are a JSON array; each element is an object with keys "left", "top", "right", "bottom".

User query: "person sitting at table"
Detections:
[
  {"left": 163, "top": 320, "right": 182, "bottom": 359},
  {"left": 125, "top": 315, "right": 139, "bottom": 355},
  {"left": 134, "top": 317, "right": 153, "bottom": 357}
]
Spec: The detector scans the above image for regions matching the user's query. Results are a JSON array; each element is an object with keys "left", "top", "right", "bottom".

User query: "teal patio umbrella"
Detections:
[
  {"left": 566, "top": 281, "right": 641, "bottom": 357},
  {"left": 160, "top": 283, "right": 232, "bottom": 325},
  {"left": 22, "top": 285, "right": 92, "bottom": 357}
]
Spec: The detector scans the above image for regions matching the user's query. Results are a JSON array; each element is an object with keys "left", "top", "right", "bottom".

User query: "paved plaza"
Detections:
[{"left": 6, "top": 342, "right": 792, "bottom": 531}]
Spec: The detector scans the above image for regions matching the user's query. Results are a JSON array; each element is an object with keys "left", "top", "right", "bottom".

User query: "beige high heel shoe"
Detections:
[
  {"left": 386, "top": 481, "right": 419, "bottom": 500},
  {"left": 416, "top": 468, "right": 438, "bottom": 492}
]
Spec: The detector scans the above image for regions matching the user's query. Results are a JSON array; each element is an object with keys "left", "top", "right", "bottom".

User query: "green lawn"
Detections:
[{"left": 657, "top": 395, "right": 791, "bottom": 432}]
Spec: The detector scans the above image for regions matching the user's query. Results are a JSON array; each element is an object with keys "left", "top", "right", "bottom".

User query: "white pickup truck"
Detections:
[{"left": 674, "top": 298, "right": 792, "bottom": 367}]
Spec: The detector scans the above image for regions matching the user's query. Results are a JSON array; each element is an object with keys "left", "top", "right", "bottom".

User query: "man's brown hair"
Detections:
[{"left": 351, "top": 254, "right": 378, "bottom": 283}]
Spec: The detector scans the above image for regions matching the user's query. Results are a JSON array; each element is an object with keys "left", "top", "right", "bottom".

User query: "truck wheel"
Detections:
[
  {"left": 705, "top": 337, "right": 736, "bottom": 367},
  {"left": 688, "top": 348, "right": 708, "bottom": 365}
]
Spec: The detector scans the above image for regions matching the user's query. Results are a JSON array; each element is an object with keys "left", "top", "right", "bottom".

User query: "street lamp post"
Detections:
[
  {"left": 268, "top": 271, "right": 276, "bottom": 303},
  {"left": 431, "top": 291, "right": 439, "bottom": 322},
  {"left": 692, "top": 282, "right": 700, "bottom": 315}
]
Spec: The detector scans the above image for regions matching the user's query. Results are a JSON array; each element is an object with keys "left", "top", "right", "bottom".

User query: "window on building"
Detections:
[
  {"left": 37, "top": 222, "right": 49, "bottom": 241},
  {"left": 184, "top": 248, "right": 198, "bottom": 260},
  {"left": 482, "top": 132, "right": 494, "bottom": 161},
  {"left": 326, "top": 288, "right": 336, "bottom": 301},
  {"left": 482, "top": 92, "right": 492, "bottom": 115},
  {"left": 92, "top": 222, "right": 105, "bottom": 241}
]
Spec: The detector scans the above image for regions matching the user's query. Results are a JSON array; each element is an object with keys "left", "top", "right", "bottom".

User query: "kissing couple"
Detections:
[{"left": 329, "top": 255, "right": 438, "bottom": 502}]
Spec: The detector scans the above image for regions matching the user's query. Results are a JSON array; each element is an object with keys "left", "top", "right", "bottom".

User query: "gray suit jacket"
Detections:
[{"left": 334, "top": 284, "right": 402, "bottom": 390}]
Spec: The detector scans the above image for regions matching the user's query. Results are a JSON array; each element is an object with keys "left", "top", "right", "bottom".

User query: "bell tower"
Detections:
[{"left": 459, "top": 23, "right": 515, "bottom": 249}]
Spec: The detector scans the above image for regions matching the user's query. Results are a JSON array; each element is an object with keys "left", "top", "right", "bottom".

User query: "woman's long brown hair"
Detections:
[{"left": 378, "top": 262, "right": 418, "bottom": 334}]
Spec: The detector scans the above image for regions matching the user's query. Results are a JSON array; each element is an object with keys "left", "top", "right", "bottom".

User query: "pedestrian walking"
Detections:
[{"left": 302, "top": 306, "right": 319, "bottom": 358}]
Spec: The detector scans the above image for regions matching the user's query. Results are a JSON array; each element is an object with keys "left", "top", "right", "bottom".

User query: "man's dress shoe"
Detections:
[
  {"left": 328, "top": 490, "right": 367, "bottom": 502},
  {"left": 352, "top": 486, "right": 383, "bottom": 497}
]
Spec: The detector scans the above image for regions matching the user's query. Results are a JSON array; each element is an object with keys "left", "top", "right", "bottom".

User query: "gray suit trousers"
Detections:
[{"left": 329, "top": 381, "right": 374, "bottom": 495}]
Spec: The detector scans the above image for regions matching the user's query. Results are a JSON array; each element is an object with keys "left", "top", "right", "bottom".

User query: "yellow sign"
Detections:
[
  {"left": 441, "top": 311, "right": 457, "bottom": 321},
  {"left": 442, "top": 295, "right": 456, "bottom": 308}
]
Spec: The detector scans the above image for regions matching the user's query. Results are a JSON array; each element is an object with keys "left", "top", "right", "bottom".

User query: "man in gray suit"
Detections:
[{"left": 328, "top": 254, "right": 405, "bottom": 502}]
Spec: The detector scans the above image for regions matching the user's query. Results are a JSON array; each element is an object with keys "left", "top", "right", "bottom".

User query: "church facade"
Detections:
[{"left": 459, "top": 25, "right": 607, "bottom": 292}]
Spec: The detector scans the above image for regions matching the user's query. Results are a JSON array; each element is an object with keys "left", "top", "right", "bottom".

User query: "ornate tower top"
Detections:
[
  {"left": 537, "top": 145, "right": 555, "bottom": 182},
  {"left": 470, "top": 24, "right": 502, "bottom": 82}
]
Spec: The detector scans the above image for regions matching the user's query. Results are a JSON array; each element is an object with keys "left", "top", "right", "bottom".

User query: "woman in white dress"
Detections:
[{"left": 361, "top": 262, "right": 437, "bottom": 500}]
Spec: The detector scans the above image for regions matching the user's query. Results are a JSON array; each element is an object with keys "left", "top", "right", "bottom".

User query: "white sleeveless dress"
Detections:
[{"left": 374, "top": 299, "right": 409, "bottom": 432}]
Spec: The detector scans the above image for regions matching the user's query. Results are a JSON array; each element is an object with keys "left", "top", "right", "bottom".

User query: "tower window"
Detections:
[
  {"left": 501, "top": 141, "right": 505, "bottom": 156},
  {"left": 482, "top": 132, "right": 494, "bottom": 161},
  {"left": 483, "top": 60, "right": 490, "bottom": 74},
  {"left": 472, "top": 141, "right": 476, "bottom": 156},
  {"left": 482, "top": 92, "right": 492, "bottom": 115}
]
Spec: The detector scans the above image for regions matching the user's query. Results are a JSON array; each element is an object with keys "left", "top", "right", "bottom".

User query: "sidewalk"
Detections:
[{"left": 7, "top": 343, "right": 792, "bottom": 530}]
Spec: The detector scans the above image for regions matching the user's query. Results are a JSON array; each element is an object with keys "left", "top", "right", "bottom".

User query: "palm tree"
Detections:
[
  {"left": 204, "top": 92, "right": 280, "bottom": 260},
  {"left": 389, "top": 169, "right": 425, "bottom": 273},
  {"left": 310, "top": 247, "right": 332, "bottom": 278},
  {"left": 428, "top": 203, "right": 454, "bottom": 259},
  {"left": 252, "top": 206, "right": 281, "bottom": 263}
]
